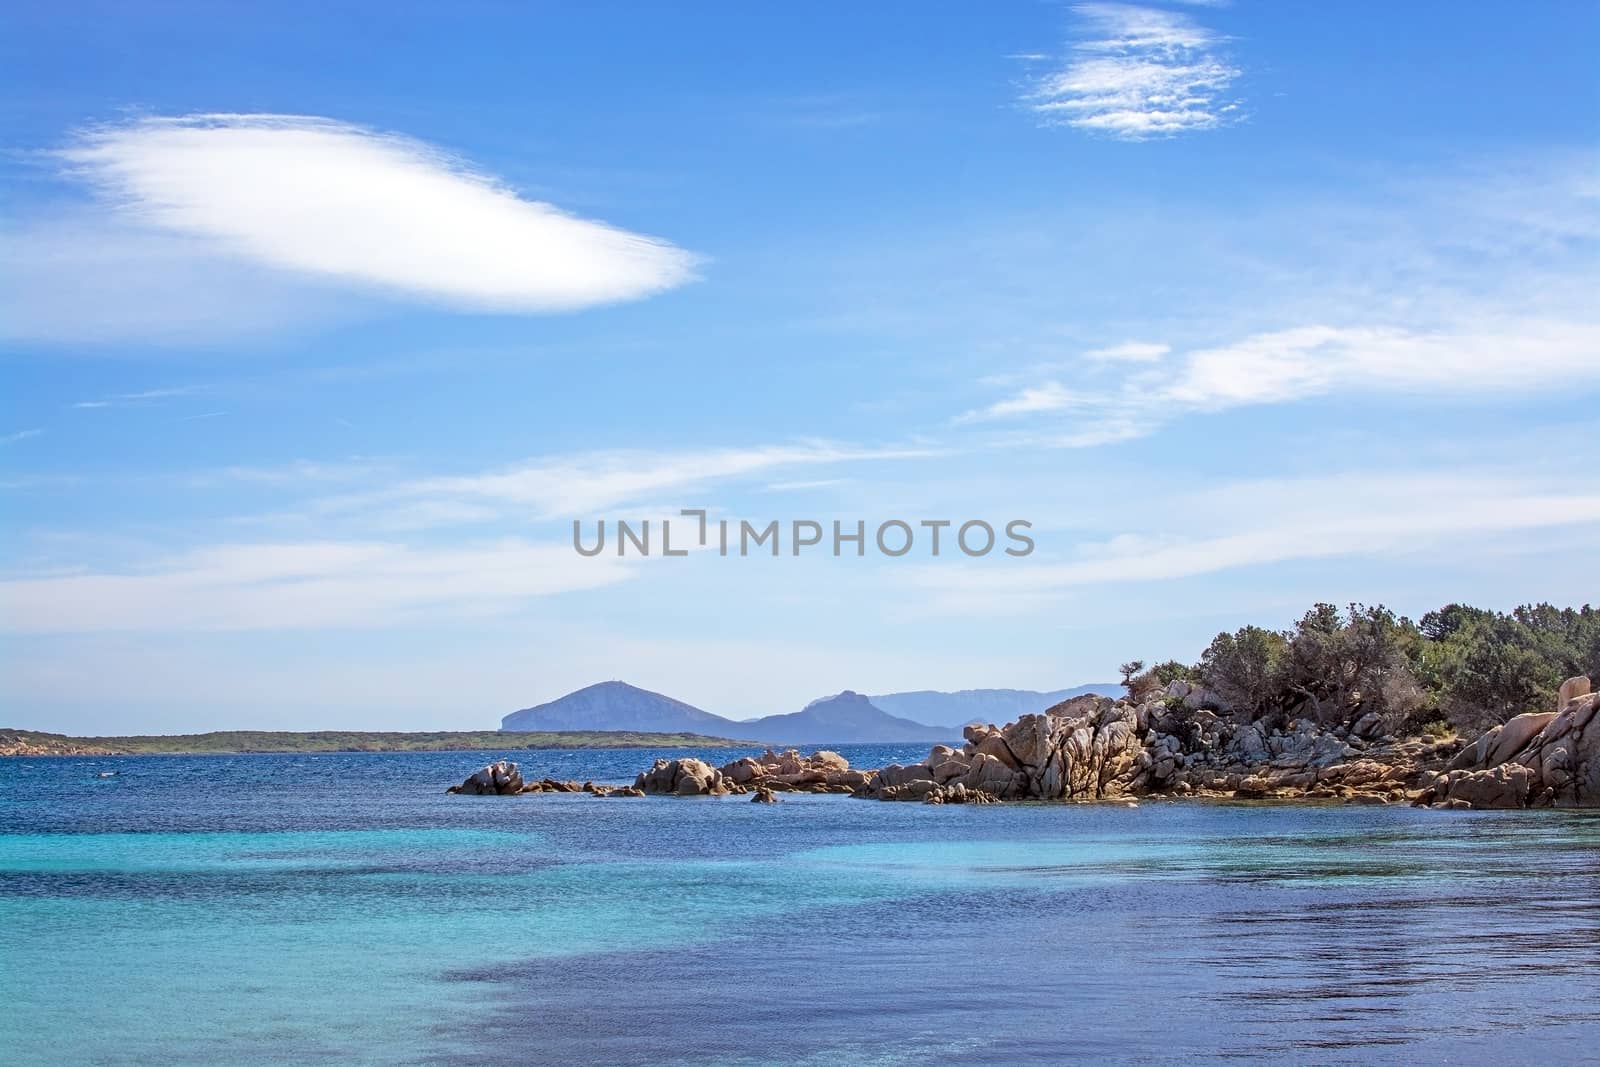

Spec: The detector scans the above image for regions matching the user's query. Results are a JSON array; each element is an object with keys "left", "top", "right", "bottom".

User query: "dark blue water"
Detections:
[{"left": 3, "top": 746, "right": 1598, "bottom": 1065}]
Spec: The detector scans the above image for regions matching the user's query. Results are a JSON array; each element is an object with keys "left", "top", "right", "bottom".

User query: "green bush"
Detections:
[{"left": 1180, "top": 600, "right": 1593, "bottom": 736}]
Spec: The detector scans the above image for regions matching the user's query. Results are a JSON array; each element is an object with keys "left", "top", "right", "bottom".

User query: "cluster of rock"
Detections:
[
  {"left": 634, "top": 749, "right": 872, "bottom": 797},
  {"left": 1418, "top": 677, "right": 1596, "bottom": 809},
  {"left": 452, "top": 676, "right": 1598, "bottom": 812},
  {"left": 0, "top": 731, "right": 115, "bottom": 757},
  {"left": 446, "top": 760, "right": 644, "bottom": 798},
  {"left": 851, "top": 687, "right": 1459, "bottom": 805},
  {"left": 860, "top": 696, "right": 1142, "bottom": 802}
]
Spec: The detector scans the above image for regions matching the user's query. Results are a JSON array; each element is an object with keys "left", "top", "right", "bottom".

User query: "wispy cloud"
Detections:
[
  {"left": 1, "top": 437, "right": 947, "bottom": 634},
  {"left": 964, "top": 316, "right": 1600, "bottom": 436},
  {"left": 1085, "top": 341, "right": 1169, "bottom": 362},
  {"left": 1, "top": 429, "right": 43, "bottom": 444},
  {"left": 955, "top": 382, "right": 1084, "bottom": 423},
  {"left": 331, "top": 441, "right": 942, "bottom": 524},
  {"left": 0, "top": 213, "right": 359, "bottom": 345},
  {"left": 761, "top": 94, "right": 884, "bottom": 130},
  {"left": 908, "top": 472, "right": 1600, "bottom": 609},
  {"left": 0, "top": 539, "right": 635, "bottom": 634},
  {"left": 181, "top": 459, "right": 392, "bottom": 489},
  {"left": 1026, "top": 3, "right": 1242, "bottom": 139},
  {"left": 55, "top": 113, "right": 698, "bottom": 313},
  {"left": 73, "top": 386, "right": 204, "bottom": 409},
  {"left": 764, "top": 478, "right": 851, "bottom": 492}
]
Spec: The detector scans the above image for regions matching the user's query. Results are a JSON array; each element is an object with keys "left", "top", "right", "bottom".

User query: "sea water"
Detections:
[{"left": 2, "top": 746, "right": 1597, "bottom": 1065}]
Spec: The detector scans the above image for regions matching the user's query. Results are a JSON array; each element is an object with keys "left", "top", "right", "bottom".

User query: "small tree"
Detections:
[
  {"left": 1147, "top": 660, "right": 1194, "bottom": 685},
  {"left": 1199, "top": 626, "right": 1287, "bottom": 721},
  {"left": 1119, "top": 660, "right": 1146, "bottom": 692},
  {"left": 1432, "top": 613, "right": 1559, "bottom": 733}
]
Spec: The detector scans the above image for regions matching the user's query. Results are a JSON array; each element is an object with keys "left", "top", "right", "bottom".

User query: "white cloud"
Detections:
[
  {"left": 1, "top": 429, "right": 43, "bottom": 444},
  {"left": 1171, "top": 320, "right": 1600, "bottom": 407},
  {"left": 955, "top": 382, "right": 1082, "bottom": 423},
  {"left": 56, "top": 113, "right": 698, "bottom": 312},
  {"left": 0, "top": 213, "right": 360, "bottom": 344},
  {"left": 73, "top": 386, "right": 203, "bottom": 409},
  {"left": 1085, "top": 341, "right": 1169, "bottom": 362},
  {"left": 1026, "top": 3, "right": 1242, "bottom": 139},
  {"left": 765, "top": 478, "right": 850, "bottom": 492},
  {"left": 0, "top": 539, "right": 634, "bottom": 634},
  {"left": 908, "top": 472, "right": 1600, "bottom": 605},
  {"left": 333, "top": 441, "right": 940, "bottom": 524},
  {"left": 967, "top": 316, "right": 1600, "bottom": 435},
  {"left": 181, "top": 459, "right": 390, "bottom": 488}
]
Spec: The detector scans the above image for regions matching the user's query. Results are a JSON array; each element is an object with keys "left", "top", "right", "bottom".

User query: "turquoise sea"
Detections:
[{"left": 3, "top": 745, "right": 1598, "bottom": 1065}]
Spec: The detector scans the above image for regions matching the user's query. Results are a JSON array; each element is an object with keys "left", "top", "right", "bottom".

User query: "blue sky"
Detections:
[{"left": 2, "top": 1, "right": 1597, "bottom": 732}]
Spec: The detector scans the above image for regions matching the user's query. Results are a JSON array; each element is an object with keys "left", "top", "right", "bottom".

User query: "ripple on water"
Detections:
[{"left": 2, "top": 754, "right": 1598, "bottom": 1065}]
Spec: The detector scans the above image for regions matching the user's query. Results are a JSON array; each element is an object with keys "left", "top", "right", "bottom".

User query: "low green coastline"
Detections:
[{"left": 0, "top": 728, "right": 755, "bottom": 757}]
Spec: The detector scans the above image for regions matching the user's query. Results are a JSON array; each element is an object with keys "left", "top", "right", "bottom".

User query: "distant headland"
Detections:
[
  {"left": 463, "top": 600, "right": 1600, "bottom": 811},
  {"left": 0, "top": 728, "right": 757, "bottom": 758}
]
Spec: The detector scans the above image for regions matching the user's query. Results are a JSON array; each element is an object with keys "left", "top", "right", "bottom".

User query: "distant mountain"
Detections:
[
  {"left": 866, "top": 686, "right": 1122, "bottom": 728},
  {"left": 501, "top": 681, "right": 743, "bottom": 735},
  {"left": 740, "top": 691, "right": 958, "bottom": 744},
  {"left": 501, "top": 681, "right": 1124, "bottom": 743}
]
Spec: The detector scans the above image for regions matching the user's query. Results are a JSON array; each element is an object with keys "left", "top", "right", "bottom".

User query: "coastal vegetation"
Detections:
[
  {"left": 0, "top": 728, "right": 753, "bottom": 757},
  {"left": 1126, "top": 601, "right": 1599, "bottom": 736},
  {"left": 590, "top": 600, "right": 1599, "bottom": 811}
]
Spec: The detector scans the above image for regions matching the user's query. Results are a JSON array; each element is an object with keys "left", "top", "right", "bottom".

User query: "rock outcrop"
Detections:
[
  {"left": 550, "top": 678, "right": 1600, "bottom": 811},
  {"left": 634, "top": 749, "right": 871, "bottom": 796},
  {"left": 446, "top": 760, "right": 644, "bottom": 797},
  {"left": 859, "top": 698, "right": 1147, "bottom": 801},
  {"left": 0, "top": 730, "right": 117, "bottom": 757},
  {"left": 1418, "top": 678, "right": 1597, "bottom": 809},
  {"left": 851, "top": 691, "right": 1458, "bottom": 805},
  {"left": 612, "top": 693, "right": 1460, "bottom": 806},
  {"left": 447, "top": 759, "right": 524, "bottom": 795}
]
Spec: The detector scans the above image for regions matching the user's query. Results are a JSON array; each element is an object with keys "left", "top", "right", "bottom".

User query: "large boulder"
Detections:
[
  {"left": 447, "top": 760, "right": 524, "bottom": 796},
  {"left": 1422, "top": 679, "right": 1598, "bottom": 809},
  {"left": 1429, "top": 764, "right": 1538, "bottom": 809},
  {"left": 877, "top": 763, "right": 936, "bottom": 788},
  {"left": 635, "top": 757, "right": 727, "bottom": 796},
  {"left": 631, "top": 750, "right": 865, "bottom": 797},
  {"left": 960, "top": 752, "right": 1023, "bottom": 797},
  {"left": 861, "top": 698, "right": 1147, "bottom": 801},
  {"left": 720, "top": 756, "right": 764, "bottom": 785},
  {"left": 810, "top": 750, "right": 850, "bottom": 773}
]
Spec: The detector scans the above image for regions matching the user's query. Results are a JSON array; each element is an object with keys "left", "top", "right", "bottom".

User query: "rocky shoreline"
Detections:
[{"left": 449, "top": 675, "right": 1597, "bottom": 811}]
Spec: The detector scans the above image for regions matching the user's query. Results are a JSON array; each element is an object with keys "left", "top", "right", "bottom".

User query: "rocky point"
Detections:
[{"left": 449, "top": 676, "right": 1599, "bottom": 811}]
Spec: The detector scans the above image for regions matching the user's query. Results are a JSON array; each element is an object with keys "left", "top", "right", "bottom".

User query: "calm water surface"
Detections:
[{"left": 3, "top": 746, "right": 1597, "bottom": 1065}]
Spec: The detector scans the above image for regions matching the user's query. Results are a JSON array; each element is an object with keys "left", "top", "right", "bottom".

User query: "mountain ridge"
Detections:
[
  {"left": 866, "top": 685, "right": 1122, "bottom": 727},
  {"left": 501, "top": 680, "right": 1118, "bottom": 741},
  {"left": 501, "top": 680, "right": 733, "bottom": 734},
  {"left": 742, "top": 690, "right": 957, "bottom": 744}
]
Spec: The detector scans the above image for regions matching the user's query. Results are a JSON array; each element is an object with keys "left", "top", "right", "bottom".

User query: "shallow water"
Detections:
[{"left": 3, "top": 747, "right": 1597, "bottom": 1065}]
